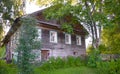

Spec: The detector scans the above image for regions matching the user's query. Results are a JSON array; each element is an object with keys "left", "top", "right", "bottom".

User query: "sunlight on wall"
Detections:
[{"left": 86, "top": 36, "right": 92, "bottom": 48}]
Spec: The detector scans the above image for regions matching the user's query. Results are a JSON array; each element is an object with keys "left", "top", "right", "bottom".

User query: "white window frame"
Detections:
[
  {"left": 76, "top": 35, "right": 81, "bottom": 45},
  {"left": 65, "top": 34, "right": 71, "bottom": 44},
  {"left": 50, "top": 31, "right": 57, "bottom": 43},
  {"left": 37, "top": 29, "right": 42, "bottom": 40}
]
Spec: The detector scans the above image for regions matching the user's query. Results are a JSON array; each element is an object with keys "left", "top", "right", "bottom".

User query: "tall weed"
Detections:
[
  {"left": 0, "top": 60, "right": 18, "bottom": 74},
  {"left": 97, "top": 59, "right": 120, "bottom": 74},
  {"left": 38, "top": 57, "right": 85, "bottom": 71},
  {"left": 87, "top": 49, "right": 101, "bottom": 67}
]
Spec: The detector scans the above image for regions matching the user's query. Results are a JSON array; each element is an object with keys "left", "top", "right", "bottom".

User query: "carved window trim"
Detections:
[
  {"left": 76, "top": 35, "right": 81, "bottom": 45},
  {"left": 37, "top": 29, "right": 42, "bottom": 40},
  {"left": 65, "top": 34, "right": 71, "bottom": 44},
  {"left": 50, "top": 31, "right": 57, "bottom": 43}
]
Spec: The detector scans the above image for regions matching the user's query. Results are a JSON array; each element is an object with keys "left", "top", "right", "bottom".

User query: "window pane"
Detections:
[
  {"left": 65, "top": 34, "right": 71, "bottom": 44},
  {"left": 76, "top": 36, "right": 81, "bottom": 45},
  {"left": 50, "top": 31, "right": 57, "bottom": 43},
  {"left": 38, "top": 29, "right": 41, "bottom": 39}
]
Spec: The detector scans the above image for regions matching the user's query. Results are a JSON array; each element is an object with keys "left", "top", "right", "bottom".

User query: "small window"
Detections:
[
  {"left": 65, "top": 34, "right": 71, "bottom": 44},
  {"left": 50, "top": 31, "right": 57, "bottom": 43},
  {"left": 37, "top": 29, "right": 42, "bottom": 39},
  {"left": 34, "top": 29, "right": 42, "bottom": 41},
  {"left": 76, "top": 35, "right": 81, "bottom": 45}
]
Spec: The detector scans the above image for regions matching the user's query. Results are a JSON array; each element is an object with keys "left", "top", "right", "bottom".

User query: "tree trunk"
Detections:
[
  {"left": 93, "top": 21, "right": 99, "bottom": 48},
  {"left": 5, "top": 42, "right": 12, "bottom": 63}
]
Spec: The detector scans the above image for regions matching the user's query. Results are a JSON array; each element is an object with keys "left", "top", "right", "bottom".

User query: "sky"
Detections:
[
  {"left": 26, "top": 1, "right": 40, "bottom": 14},
  {"left": 26, "top": 1, "right": 91, "bottom": 48}
]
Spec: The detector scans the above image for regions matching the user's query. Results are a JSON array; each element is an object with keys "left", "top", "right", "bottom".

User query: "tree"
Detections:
[
  {"left": 102, "top": 24, "right": 120, "bottom": 54},
  {"left": 0, "top": 0, "right": 26, "bottom": 41},
  {"left": 17, "top": 16, "right": 41, "bottom": 74},
  {"left": 36, "top": 0, "right": 108, "bottom": 48},
  {"left": 101, "top": 0, "right": 120, "bottom": 53}
]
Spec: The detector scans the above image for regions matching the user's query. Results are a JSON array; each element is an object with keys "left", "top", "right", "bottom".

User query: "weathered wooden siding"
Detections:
[
  {"left": 41, "top": 28, "right": 86, "bottom": 58},
  {"left": 7, "top": 25, "right": 86, "bottom": 61}
]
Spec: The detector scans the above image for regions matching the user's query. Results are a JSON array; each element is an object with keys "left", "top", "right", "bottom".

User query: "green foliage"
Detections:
[
  {"left": 40, "top": 0, "right": 108, "bottom": 48},
  {"left": 38, "top": 57, "right": 85, "bottom": 71},
  {"left": 42, "top": 1, "right": 75, "bottom": 34},
  {"left": 0, "top": 46, "right": 5, "bottom": 58},
  {"left": 97, "top": 59, "right": 120, "bottom": 74},
  {"left": 17, "top": 16, "right": 41, "bottom": 74},
  {"left": 0, "top": 60, "right": 18, "bottom": 74},
  {"left": 0, "top": 0, "right": 24, "bottom": 21},
  {"left": 87, "top": 49, "right": 102, "bottom": 68},
  {"left": 86, "top": 45, "right": 95, "bottom": 54},
  {"left": 61, "top": 23, "right": 73, "bottom": 34},
  {"left": 0, "top": 0, "right": 25, "bottom": 41},
  {"left": 102, "top": 24, "right": 120, "bottom": 54},
  {"left": 0, "top": 25, "right": 3, "bottom": 41},
  {"left": 97, "top": 44, "right": 107, "bottom": 53}
]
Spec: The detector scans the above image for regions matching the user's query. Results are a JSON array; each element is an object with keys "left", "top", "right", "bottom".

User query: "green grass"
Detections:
[{"left": 34, "top": 66, "right": 97, "bottom": 74}]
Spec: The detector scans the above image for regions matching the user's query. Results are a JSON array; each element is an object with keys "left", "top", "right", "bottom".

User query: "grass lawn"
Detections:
[{"left": 34, "top": 66, "right": 97, "bottom": 74}]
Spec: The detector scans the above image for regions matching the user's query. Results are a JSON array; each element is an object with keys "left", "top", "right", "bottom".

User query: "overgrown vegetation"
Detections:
[
  {"left": 38, "top": 57, "right": 85, "bottom": 71},
  {"left": 0, "top": 54, "right": 120, "bottom": 74},
  {"left": 87, "top": 46, "right": 120, "bottom": 74},
  {"left": 87, "top": 50, "right": 101, "bottom": 67},
  {"left": 97, "top": 59, "right": 120, "bottom": 74},
  {"left": 0, "top": 0, "right": 120, "bottom": 74},
  {"left": 16, "top": 16, "right": 41, "bottom": 74},
  {"left": 0, "top": 60, "right": 18, "bottom": 74}
]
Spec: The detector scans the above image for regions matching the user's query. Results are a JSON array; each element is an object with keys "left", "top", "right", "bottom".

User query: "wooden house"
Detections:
[{"left": 0, "top": 9, "right": 88, "bottom": 62}]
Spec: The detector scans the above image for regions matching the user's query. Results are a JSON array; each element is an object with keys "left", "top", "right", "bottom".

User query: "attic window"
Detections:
[
  {"left": 50, "top": 31, "right": 57, "bottom": 43},
  {"left": 76, "top": 35, "right": 81, "bottom": 45},
  {"left": 65, "top": 34, "right": 71, "bottom": 44}
]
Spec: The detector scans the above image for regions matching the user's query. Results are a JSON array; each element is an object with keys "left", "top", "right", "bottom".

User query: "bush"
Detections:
[
  {"left": 116, "top": 59, "right": 120, "bottom": 73},
  {"left": 87, "top": 49, "right": 102, "bottom": 68},
  {"left": 97, "top": 59, "right": 120, "bottom": 74},
  {"left": 0, "top": 60, "right": 18, "bottom": 74},
  {"left": 38, "top": 57, "right": 85, "bottom": 71},
  {"left": 67, "top": 56, "right": 85, "bottom": 67},
  {"left": 39, "top": 57, "right": 64, "bottom": 71}
]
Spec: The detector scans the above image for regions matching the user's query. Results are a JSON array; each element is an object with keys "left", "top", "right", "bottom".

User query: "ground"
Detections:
[{"left": 34, "top": 66, "right": 97, "bottom": 74}]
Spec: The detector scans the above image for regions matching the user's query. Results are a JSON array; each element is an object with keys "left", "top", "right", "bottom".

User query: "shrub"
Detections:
[
  {"left": 66, "top": 56, "right": 76, "bottom": 67},
  {"left": 66, "top": 56, "right": 85, "bottom": 67},
  {"left": 97, "top": 59, "right": 120, "bottom": 74},
  {"left": 0, "top": 60, "right": 18, "bottom": 74},
  {"left": 116, "top": 59, "right": 120, "bottom": 73},
  {"left": 87, "top": 49, "right": 102, "bottom": 68},
  {"left": 38, "top": 57, "right": 85, "bottom": 71},
  {"left": 38, "top": 57, "right": 63, "bottom": 71}
]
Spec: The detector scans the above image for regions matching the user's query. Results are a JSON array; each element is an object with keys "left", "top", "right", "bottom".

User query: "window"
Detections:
[
  {"left": 76, "top": 35, "right": 81, "bottom": 45},
  {"left": 65, "top": 34, "right": 71, "bottom": 44},
  {"left": 37, "top": 29, "right": 42, "bottom": 39},
  {"left": 35, "top": 29, "right": 41, "bottom": 41},
  {"left": 50, "top": 31, "right": 57, "bottom": 43}
]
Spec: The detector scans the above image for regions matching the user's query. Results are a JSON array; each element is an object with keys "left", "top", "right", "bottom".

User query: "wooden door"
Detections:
[{"left": 41, "top": 50, "right": 49, "bottom": 61}]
